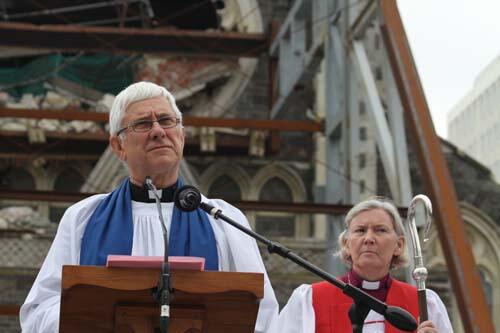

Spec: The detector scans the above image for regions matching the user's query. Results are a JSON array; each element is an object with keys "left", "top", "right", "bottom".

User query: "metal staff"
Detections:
[{"left": 406, "top": 194, "right": 433, "bottom": 322}]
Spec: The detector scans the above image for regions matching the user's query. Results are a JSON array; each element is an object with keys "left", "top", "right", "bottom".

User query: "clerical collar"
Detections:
[
  {"left": 130, "top": 181, "right": 177, "bottom": 203},
  {"left": 342, "top": 270, "right": 393, "bottom": 302},
  {"left": 346, "top": 270, "right": 392, "bottom": 290}
]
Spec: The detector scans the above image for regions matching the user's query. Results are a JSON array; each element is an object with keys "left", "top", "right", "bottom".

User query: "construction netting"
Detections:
[{"left": 0, "top": 53, "right": 134, "bottom": 98}]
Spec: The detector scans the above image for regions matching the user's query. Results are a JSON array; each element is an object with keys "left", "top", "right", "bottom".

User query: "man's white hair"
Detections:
[{"left": 109, "top": 81, "right": 182, "bottom": 136}]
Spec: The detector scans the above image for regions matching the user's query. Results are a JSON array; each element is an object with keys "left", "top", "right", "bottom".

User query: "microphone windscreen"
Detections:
[
  {"left": 384, "top": 306, "right": 417, "bottom": 331},
  {"left": 174, "top": 185, "right": 202, "bottom": 212}
]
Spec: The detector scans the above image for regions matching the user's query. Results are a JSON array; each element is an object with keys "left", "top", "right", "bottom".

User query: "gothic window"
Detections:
[
  {"left": 259, "top": 177, "right": 292, "bottom": 202},
  {"left": 359, "top": 127, "right": 367, "bottom": 141},
  {"left": 359, "top": 153, "right": 366, "bottom": 169},
  {"left": 53, "top": 168, "right": 84, "bottom": 192},
  {"left": 359, "top": 101, "right": 366, "bottom": 116},
  {"left": 207, "top": 175, "right": 242, "bottom": 201},
  {"left": 255, "top": 177, "right": 295, "bottom": 237},
  {"left": 50, "top": 168, "right": 84, "bottom": 223},
  {"left": 1, "top": 167, "right": 35, "bottom": 190},
  {"left": 0, "top": 167, "right": 37, "bottom": 215}
]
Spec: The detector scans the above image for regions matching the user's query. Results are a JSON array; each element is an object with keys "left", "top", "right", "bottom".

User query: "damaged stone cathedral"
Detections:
[{"left": 0, "top": 1, "right": 498, "bottom": 332}]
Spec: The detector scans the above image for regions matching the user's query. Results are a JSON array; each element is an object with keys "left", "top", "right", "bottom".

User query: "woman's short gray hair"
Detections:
[
  {"left": 109, "top": 81, "right": 183, "bottom": 136},
  {"left": 337, "top": 197, "right": 408, "bottom": 269}
]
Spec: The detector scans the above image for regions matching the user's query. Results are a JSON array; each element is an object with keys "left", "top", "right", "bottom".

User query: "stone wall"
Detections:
[
  {"left": 0, "top": 232, "right": 53, "bottom": 332},
  {"left": 0, "top": 230, "right": 326, "bottom": 331}
]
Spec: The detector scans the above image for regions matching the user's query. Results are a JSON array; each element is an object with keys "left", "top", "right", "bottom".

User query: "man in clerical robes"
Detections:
[{"left": 20, "top": 81, "right": 278, "bottom": 333}]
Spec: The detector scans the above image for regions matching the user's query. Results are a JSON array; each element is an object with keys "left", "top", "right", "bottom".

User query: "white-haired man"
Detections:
[{"left": 20, "top": 81, "right": 278, "bottom": 333}]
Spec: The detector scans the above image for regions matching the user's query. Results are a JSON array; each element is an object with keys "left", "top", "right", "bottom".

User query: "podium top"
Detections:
[{"left": 62, "top": 265, "right": 264, "bottom": 297}]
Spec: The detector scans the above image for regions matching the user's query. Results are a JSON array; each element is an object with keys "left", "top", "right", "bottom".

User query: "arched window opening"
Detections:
[
  {"left": 258, "top": 177, "right": 293, "bottom": 202},
  {"left": 50, "top": 169, "right": 85, "bottom": 223},
  {"left": 256, "top": 177, "right": 295, "bottom": 237},
  {"left": 53, "top": 169, "right": 85, "bottom": 192},
  {"left": 207, "top": 175, "right": 241, "bottom": 201},
  {"left": 1, "top": 167, "right": 35, "bottom": 190}
]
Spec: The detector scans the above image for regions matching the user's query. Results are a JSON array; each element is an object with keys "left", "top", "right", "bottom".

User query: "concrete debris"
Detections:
[
  {"left": 0, "top": 91, "right": 9, "bottom": 105},
  {"left": 175, "top": 83, "right": 206, "bottom": 101},
  {"left": 28, "top": 127, "right": 46, "bottom": 144},
  {"left": 95, "top": 93, "right": 115, "bottom": 113},
  {"left": 0, "top": 117, "right": 27, "bottom": 131},
  {"left": 249, "top": 130, "right": 267, "bottom": 157},
  {"left": 0, "top": 206, "right": 45, "bottom": 229},
  {"left": 218, "top": 0, "right": 239, "bottom": 31},
  {"left": 217, "top": 0, "right": 262, "bottom": 34},
  {"left": 20, "top": 94, "right": 40, "bottom": 109},
  {"left": 37, "top": 119, "right": 60, "bottom": 132},
  {"left": 48, "top": 76, "right": 103, "bottom": 103},
  {"left": 32, "top": 157, "right": 46, "bottom": 168},
  {"left": 68, "top": 120, "right": 99, "bottom": 133},
  {"left": 41, "top": 91, "right": 71, "bottom": 110},
  {"left": 57, "top": 121, "right": 73, "bottom": 133},
  {"left": 0, "top": 117, "right": 102, "bottom": 133},
  {"left": 200, "top": 127, "right": 216, "bottom": 152},
  {"left": 212, "top": 127, "right": 248, "bottom": 136},
  {"left": 21, "top": 233, "right": 35, "bottom": 240},
  {"left": 6, "top": 93, "right": 41, "bottom": 112},
  {"left": 0, "top": 92, "right": 102, "bottom": 134},
  {"left": 137, "top": 56, "right": 236, "bottom": 101}
]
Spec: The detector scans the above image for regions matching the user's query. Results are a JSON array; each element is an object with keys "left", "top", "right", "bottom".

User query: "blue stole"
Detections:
[{"left": 80, "top": 178, "right": 219, "bottom": 270}]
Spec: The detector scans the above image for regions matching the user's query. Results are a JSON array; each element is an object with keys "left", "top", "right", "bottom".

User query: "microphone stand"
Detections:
[
  {"left": 174, "top": 186, "right": 417, "bottom": 333},
  {"left": 145, "top": 177, "right": 172, "bottom": 333}
]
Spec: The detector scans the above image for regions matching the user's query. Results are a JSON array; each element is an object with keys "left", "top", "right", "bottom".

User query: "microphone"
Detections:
[
  {"left": 144, "top": 177, "right": 171, "bottom": 333},
  {"left": 174, "top": 185, "right": 201, "bottom": 212},
  {"left": 173, "top": 185, "right": 417, "bottom": 332}
]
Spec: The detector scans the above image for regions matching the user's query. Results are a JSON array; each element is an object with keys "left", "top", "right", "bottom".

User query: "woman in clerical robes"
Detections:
[{"left": 274, "top": 197, "right": 453, "bottom": 333}]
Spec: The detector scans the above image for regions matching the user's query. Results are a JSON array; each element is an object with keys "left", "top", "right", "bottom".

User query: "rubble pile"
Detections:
[
  {"left": 0, "top": 206, "right": 48, "bottom": 230},
  {"left": 0, "top": 91, "right": 112, "bottom": 134}
]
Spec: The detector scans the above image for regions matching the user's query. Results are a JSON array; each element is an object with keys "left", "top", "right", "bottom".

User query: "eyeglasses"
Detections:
[{"left": 117, "top": 116, "right": 181, "bottom": 136}]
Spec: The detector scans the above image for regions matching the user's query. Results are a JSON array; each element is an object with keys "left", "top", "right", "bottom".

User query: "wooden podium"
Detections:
[{"left": 59, "top": 265, "right": 264, "bottom": 333}]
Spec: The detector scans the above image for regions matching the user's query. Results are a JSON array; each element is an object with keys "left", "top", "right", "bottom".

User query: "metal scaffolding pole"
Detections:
[{"left": 379, "top": 0, "right": 495, "bottom": 331}]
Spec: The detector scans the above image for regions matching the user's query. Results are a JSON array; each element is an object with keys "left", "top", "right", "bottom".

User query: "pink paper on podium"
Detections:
[{"left": 106, "top": 255, "right": 205, "bottom": 270}]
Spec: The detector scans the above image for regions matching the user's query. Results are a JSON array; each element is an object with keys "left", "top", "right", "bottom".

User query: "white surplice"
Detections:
[
  {"left": 270, "top": 283, "right": 453, "bottom": 333},
  {"left": 20, "top": 194, "right": 278, "bottom": 333}
]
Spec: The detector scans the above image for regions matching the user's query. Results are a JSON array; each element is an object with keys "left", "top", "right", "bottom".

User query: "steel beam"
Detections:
[
  {"left": 0, "top": 130, "right": 256, "bottom": 147},
  {"left": 184, "top": 117, "right": 323, "bottom": 132},
  {"left": 353, "top": 41, "right": 400, "bottom": 200},
  {"left": 348, "top": 53, "right": 361, "bottom": 201},
  {"left": 0, "top": 305, "right": 20, "bottom": 316},
  {"left": 2, "top": 0, "right": 147, "bottom": 20},
  {"left": 0, "top": 22, "right": 268, "bottom": 57},
  {"left": 0, "top": 129, "right": 108, "bottom": 141},
  {"left": 324, "top": 5, "right": 349, "bottom": 276},
  {"left": 0, "top": 188, "right": 409, "bottom": 216},
  {"left": 349, "top": 0, "right": 377, "bottom": 39},
  {"left": 381, "top": 40, "right": 413, "bottom": 207},
  {"left": 0, "top": 153, "right": 101, "bottom": 160},
  {"left": 380, "top": 1, "right": 494, "bottom": 331},
  {"left": 0, "top": 107, "right": 323, "bottom": 132},
  {"left": 269, "top": 0, "right": 325, "bottom": 118}
]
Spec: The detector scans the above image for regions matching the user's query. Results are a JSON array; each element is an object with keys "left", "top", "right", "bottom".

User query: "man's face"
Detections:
[{"left": 110, "top": 96, "right": 185, "bottom": 184}]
